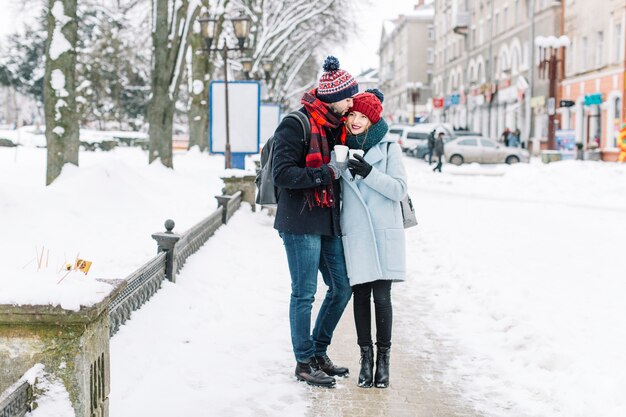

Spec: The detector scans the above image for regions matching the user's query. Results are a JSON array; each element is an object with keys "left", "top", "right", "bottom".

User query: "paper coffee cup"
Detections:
[
  {"left": 349, "top": 149, "right": 364, "bottom": 160},
  {"left": 334, "top": 145, "right": 349, "bottom": 162}
]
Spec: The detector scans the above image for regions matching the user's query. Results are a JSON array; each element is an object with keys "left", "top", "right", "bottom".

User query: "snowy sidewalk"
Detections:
[{"left": 109, "top": 204, "right": 481, "bottom": 417}]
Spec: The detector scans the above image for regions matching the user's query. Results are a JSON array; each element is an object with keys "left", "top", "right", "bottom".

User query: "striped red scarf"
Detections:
[{"left": 301, "top": 89, "right": 347, "bottom": 208}]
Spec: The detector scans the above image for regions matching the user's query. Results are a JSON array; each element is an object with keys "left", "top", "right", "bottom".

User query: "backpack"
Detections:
[{"left": 255, "top": 110, "right": 310, "bottom": 207}]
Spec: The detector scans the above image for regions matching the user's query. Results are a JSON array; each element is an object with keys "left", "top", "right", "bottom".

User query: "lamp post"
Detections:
[
  {"left": 535, "top": 35, "right": 569, "bottom": 150},
  {"left": 261, "top": 59, "right": 273, "bottom": 100},
  {"left": 406, "top": 82, "right": 422, "bottom": 124},
  {"left": 199, "top": 12, "right": 252, "bottom": 169}
]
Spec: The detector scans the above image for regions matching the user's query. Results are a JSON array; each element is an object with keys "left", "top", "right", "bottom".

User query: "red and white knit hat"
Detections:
[
  {"left": 317, "top": 56, "right": 358, "bottom": 104},
  {"left": 349, "top": 89, "right": 384, "bottom": 124}
]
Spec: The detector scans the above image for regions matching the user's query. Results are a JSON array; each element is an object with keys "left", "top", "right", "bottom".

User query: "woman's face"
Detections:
[{"left": 346, "top": 111, "right": 371, "bottom": 134}]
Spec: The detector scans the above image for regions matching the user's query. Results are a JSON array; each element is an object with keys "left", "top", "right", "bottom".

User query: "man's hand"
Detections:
[
  {"left": 348, "top": 154, "right": 372, "bottom": 178},
  {"left": 327, "top": 151, "right": 348, "bottom": 179}
]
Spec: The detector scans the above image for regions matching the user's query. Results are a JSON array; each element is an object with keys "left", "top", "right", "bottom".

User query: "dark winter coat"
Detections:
[
  {"left": 427, "top": 130, "right": 435, "bottom": 150},
  {"left": 272, "top": 107, "right": 342, "bottom": 236},
  {"left": 434, "top": 136, "right": 444, "bottom": 156}
]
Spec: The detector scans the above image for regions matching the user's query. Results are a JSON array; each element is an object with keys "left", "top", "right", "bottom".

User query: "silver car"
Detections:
[{"left": 444, "top": 136, "right": 530, "bottom": 165}]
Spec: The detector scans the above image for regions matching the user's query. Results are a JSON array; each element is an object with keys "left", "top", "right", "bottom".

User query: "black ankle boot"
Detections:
[
  {"left": 314, "top": 354, "right": 349, "bottom": 377},
  {"left": 374, "top": 346, "right": 390, "bottom": 388},
  {"left": 295, "top": 362, "right": 336, "bottom": 387},
  {"left": 357, "top": 345, "right": 374, "bottom": 388}
]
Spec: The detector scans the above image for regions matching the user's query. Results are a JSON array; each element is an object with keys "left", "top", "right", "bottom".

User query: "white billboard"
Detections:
[
  {"left": 260, "top": 104, "right": 282, "bottom": 148},
  {"left": 210, "top": 81, "right": 260, "bottom": 153}
]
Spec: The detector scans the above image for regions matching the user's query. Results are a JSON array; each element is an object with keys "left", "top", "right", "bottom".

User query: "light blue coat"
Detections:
[{"left": 340, "top": 137, "right": 408, "bottom": 286}]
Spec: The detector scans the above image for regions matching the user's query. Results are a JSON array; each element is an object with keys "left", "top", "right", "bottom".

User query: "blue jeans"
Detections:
[{"left": 280, "top": 232, "right": 352, "bottom": 363}]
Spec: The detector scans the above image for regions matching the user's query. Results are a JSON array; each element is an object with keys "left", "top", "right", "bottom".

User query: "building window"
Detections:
[
  {"left": 596, "top": 31, "right": 604, "bottom": 67},
  {"left": 494, "top": 12, "right": 499, "bottom": 35},
  {"left": 514, "top": 0, "right": 519, "bottom": 25},
  {"left": 479, "top": 20, "right": 484, "bottom": 44},
  {"left": 615, "top": 23, "right": 623, "bottom": 63},
  {"left": 471, "top": 27, "right": 477, "bottom": 48},
  {"left": 580, "top": 36, "right": 588, "bottom": 72},
  {"left": 428, "top": 25, "right": 435, "bottom": 40},
  {"left": 503, "top": 7, "right": 508, "bottom": 30},
  {"left": 427, "top": 48, "right": 434, "bottom": 63}
]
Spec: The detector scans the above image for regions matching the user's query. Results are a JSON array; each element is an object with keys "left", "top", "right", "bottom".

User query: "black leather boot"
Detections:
[
  {"left": 357, "top": 345, "right": 374, "bottom": 388},
  {"left": 295, "top": 362, "right": 336, "bottom": 387},
  {"left": 313, "top": 354, "right": 349, "bottom": 377},
  {"left": 374, "top": 346, "right": 390, "bottom": 388}
]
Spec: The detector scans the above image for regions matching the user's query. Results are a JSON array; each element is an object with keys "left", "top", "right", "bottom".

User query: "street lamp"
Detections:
[
  {"left": 261, "top": 59, "right": 274, "bottom": 100},
  {"left": 240, "top": 57, "right": 253, "bottom": 79},
  {"left": 199, "top": 11, "right": 252, "bottom": 169},
  {"left": 406, "top": 82, "right": 422, "bottom": 124},
  {"left": 535, "top": 35, "right": 570, "bottom": 150}
]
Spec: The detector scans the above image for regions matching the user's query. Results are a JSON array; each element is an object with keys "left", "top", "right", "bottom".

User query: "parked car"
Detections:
[
  {"left": 0, "top": 138, "right": 17, "bottom": 147},
  {"left": 453, "top": 130, "right": 483, "bottom": 137},
  {"left": 394, "top": 123, "right": 454, "bottom": 153},
  {"left": 444, "top": 136, "right": 529, "bottom": 165},
  {"left": 410, "top": 134, "right": 455, "bottom": 159}
]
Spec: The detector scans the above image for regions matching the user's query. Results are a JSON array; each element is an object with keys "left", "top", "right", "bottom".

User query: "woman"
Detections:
[{"left": 340, "top": 89, "right": 408, "bottom": 388}]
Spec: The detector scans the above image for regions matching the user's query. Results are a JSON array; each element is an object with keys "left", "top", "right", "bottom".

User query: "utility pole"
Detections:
[
  {"left": 525, "top": 0, "right": 536, "bottom": 149},
  {"left": 487, "top": 0, "right": 495, "bottom": 138}
]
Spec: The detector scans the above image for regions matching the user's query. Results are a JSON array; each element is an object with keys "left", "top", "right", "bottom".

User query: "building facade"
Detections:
[
  {"left": 431, "top": 0, "right": 561, "bottom": 150},
  {"left": 378, "top": 1, "right": 435, "bottom": 123},
  {"left": 559, "top": 0, "right": 625, "bottom": 158}
]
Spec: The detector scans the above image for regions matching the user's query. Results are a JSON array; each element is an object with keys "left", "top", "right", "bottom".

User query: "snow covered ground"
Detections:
[{"left": 2, "top": 140, "right": 626, "bottom": 416}]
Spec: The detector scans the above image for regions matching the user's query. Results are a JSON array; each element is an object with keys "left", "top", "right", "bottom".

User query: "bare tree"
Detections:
[
  {"left": 44, "top": 0, "right": 79, "bottom": 185},
  {"left": 148, "top": 0, "right": 201, "bottom": 167}
]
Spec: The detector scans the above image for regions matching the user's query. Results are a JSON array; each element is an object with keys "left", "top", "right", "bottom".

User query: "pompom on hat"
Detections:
[
  {"left": 349, "top": 89, "right": 384, "bottom": 124},
  {"left": 317, "top": 56, "right": 359, "bottom": 103}
]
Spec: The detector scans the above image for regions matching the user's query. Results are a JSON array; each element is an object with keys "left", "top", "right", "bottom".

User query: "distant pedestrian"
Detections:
[
  {"left": 427, "top": 129, "right": 435, "bottom": 164},
  {"left": 501, "top": 128, "right": 510, "bottom": 146},
  {"left": 508, "top": 129, "right": 520, "bottom": 147},
  {"left": 432, "top": 131, "right": 445, "bottom": 173},
  {"left": 341, "top": 89, "right": 407, "bottom": 389}
]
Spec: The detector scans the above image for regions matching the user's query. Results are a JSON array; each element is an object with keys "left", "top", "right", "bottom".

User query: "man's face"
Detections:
[{"left": 328, "top": 97, "right": 354, "bottom": 116}]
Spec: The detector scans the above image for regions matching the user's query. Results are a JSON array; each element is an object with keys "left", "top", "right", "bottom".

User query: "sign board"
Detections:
[
  {"left": 560, "top": 99, "right": 575, "bottom": 108},
  {"left": 555, "top": 129, "right": 576, "bottom": 150},
  {"left": 583, "top": 93, "right": 602, "bottom": 106},
  {"left": 531, "top": 96, "right": 546, "bottom": 108},
  {"left": 547, "top": 97, "right": 556, "bottom": 115},
  {"left": 260, "top": 104, "right": 281, "bottom": 148},
  {"left": 209, "top": 81, "right": 261, "bottom": 154}
]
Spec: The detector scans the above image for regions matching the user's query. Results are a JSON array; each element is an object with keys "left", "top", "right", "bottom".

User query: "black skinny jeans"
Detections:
[{"left": 352, "top": 280, "right": 392, "bottom": 348}]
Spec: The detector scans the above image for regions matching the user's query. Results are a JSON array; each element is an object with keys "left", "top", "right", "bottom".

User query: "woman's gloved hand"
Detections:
[{"left": 348, "top": 154, "right": 372, "bottom": 178}]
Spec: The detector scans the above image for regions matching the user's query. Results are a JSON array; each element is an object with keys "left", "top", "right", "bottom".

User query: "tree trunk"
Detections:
[
  {"left": 188, "top": 32, "right": 210, "bottom": 152},
  {"left": 148, "top": 0, "right": 199, "bottom": 167},
  {"left": 44, "top": 0, "right": 79, "bottom": 185}
]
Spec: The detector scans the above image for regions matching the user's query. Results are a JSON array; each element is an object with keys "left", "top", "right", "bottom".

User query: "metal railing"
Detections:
[
  {"left": 108, "top": 253, "right": 167, "bottom": 337},
  {"left": 0, "top": 381, "right": 32, "bottom": 417},
  {"left": 107, "top": 191, "right": 243, "bottom": 337}
]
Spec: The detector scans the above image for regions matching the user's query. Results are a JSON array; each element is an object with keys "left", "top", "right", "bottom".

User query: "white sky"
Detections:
[
  {"left": 0, "top": 0, "right": 424, "bottom": 74},
  {"left": 330, "top": 0, "right": 424, "bottom": 75}
]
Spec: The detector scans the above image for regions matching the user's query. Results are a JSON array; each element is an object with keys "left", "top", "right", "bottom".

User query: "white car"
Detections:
[
  {"left": 390, "top": 123, "right": 454, "bottom": 152},
  {"left": 444, "top": 136, "right": 530, "bottom": 165}
]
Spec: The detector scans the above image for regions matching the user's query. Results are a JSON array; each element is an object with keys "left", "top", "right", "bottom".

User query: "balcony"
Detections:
[{"left": 452, "top": 11, "right": 470, "bottom": 35}]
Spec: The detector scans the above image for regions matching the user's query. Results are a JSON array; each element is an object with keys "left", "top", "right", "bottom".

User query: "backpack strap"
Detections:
[{"left": 283, "top": 110, "right": 310, "bottom": 144}]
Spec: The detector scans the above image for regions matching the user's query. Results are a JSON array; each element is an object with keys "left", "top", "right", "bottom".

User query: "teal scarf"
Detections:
[{"left": 345, "top": 119, "right": 389, "bottom": 153}]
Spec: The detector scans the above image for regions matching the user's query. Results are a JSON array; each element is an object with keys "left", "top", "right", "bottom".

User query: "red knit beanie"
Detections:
[{"left": 349, "top": 91, "right": 383, "bottom": 124}]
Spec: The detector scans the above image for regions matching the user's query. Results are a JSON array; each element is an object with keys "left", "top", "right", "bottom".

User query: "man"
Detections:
[
  {"left": 433, "top": 130, "right": 445, "bottom": 173},
  {"left": 427, "top": 129, "right": 436, "bottom": 164},
  {"left": 272, "top": 56, "right": 357, "bottom": 388}
]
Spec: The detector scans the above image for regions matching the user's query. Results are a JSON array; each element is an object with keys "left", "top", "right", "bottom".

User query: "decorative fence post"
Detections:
[
  {"left": 151, "top": 219, "right": 181, "bottom": 283},
  {"left": 220, "top": 173, "right": 256, "bottom": 211}
]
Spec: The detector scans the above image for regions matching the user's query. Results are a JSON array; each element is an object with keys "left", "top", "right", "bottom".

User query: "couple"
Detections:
[{"left": 272, "top": 56, "right": 408, "bottom": 389}]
